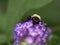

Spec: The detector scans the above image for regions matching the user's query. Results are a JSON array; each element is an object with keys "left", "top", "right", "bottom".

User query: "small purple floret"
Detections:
[{"left": 14, "top": 20, "right": 52, "bottom": 45}]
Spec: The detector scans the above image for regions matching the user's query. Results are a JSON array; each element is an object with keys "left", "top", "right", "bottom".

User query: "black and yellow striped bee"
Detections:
[{"left": 26, "top": 14, "right": 41, "bottom": 25}]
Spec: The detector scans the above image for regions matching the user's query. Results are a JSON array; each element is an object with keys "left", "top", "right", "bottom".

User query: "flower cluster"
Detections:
[{"left": 14, "top": 20, "right": 52, "bottom": 45}]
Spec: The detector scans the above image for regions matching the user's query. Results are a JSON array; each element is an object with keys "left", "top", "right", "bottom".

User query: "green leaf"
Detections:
[
  {"left": 24, "top": 0, "right": 52, "bottom": 10},
  {"left": 47, "top": 38, "right": 60, "bottom": 45},
  {"left": 52, "top": 25, "right": 60, "bottom": 32},
  {"left": 0, "top": 15, "right": 6, "bottom": 32},
  {"left": 0, "top": 0, "right": 7, "bottom": 14},
  {"left": 0, "top": 34, "right": 6, "bottom": 44}
]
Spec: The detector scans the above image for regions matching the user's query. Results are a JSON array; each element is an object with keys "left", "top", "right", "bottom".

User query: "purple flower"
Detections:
[
  {"left": 14, "top": 20, "right": 52, "bottom": 45},
  {"left": 25, "top": 36, "right": 35, "bottom": 44}
]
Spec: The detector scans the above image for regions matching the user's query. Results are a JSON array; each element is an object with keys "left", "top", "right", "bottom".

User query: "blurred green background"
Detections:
[{"left": 0, "top": 0, "right": 60, "bottom": 45}]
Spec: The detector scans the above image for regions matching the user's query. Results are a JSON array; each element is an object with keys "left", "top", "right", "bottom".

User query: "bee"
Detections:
[{"left": 26, "top": 14, "right": 41, "bottom": 25}]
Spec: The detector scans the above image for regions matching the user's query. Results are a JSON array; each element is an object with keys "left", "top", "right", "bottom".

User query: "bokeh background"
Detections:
[{"left": 0, "top": 0, "right": 60, "bottom": 45}]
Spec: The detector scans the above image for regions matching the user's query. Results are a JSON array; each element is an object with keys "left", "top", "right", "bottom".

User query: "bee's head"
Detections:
[{"left": 26, "top": 14, "right": 41, "bottom": 25}]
